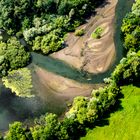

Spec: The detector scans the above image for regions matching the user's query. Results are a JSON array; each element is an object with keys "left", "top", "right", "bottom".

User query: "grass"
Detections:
[{"left": 81, "top": 85, "right": 140, "bottom": 140}]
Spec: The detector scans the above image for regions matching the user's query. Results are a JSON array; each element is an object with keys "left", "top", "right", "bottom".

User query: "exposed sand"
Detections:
[
  {"left": 32, "top": 0, "right": 118, "bottom": 104},
  {"left": 51, "top": 0, "right": 118, "bottom": 74},
  {"left": 32, "top": 66, "right": 101, "bottom": 103}
]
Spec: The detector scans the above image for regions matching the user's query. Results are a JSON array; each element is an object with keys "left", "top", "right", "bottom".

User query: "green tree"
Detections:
[
  {"left": 0, "top": 37, "right": 30, "bottom": 77},
  {"left": 2, "top": 68, "right": 33, "bottom": 97},
  {"left": 5, "top": 122, "right": 32, "bottom": 140},
  {"left": 31, "top": 113, "right": 60, "bottom": 140}
]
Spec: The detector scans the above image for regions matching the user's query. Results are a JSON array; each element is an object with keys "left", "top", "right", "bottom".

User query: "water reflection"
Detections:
[{"left": 0, "top": 81, "right": 66, "bottom": 132}]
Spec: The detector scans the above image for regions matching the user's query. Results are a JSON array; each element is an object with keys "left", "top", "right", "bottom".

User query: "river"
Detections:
[{"left": 0, "top": 0, "right": 134, "bottom": 132}]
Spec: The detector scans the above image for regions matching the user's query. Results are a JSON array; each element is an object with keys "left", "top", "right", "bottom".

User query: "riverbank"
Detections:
[
  {"left": 31, "top": 0, "right": 118, "bottom": 105},
  {"left": 51, "top": 0, "right": 117, "bottom": 74},
  {"left": 0, "top": 0, "right": 134, "bottom": 133},
  {"left": 32, "top": 65, "right": 101, "bottom": 102}
]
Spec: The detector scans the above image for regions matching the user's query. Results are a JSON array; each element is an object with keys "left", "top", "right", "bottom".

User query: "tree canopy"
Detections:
[
  {"left": 121, "top": 0, "right": 140, "bottom": 52},
  {"left": 0, "top": 37, "right": 30, "bottom": 77},
  {"left": 2, "top": 68, "right": 33, "bottom": 98},
  {"left": 0, "top": 0, "right": 104, "bottom": 54},
  {"left": 2, "top": 0, "right": 140, "bottom": 139}
]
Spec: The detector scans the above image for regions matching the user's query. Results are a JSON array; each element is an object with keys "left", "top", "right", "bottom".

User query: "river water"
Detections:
[{"left": 0, "top": 0, "right": 134, "bottom": 132}]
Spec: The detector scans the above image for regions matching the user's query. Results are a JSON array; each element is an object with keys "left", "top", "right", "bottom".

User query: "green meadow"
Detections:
[{"left": 81, "top": 85, "right": 140, "bottom": 140}]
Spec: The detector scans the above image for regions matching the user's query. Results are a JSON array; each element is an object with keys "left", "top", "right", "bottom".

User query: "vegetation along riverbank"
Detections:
[{"left": 0, "top": 0, "right": 139, "bottom": 139}]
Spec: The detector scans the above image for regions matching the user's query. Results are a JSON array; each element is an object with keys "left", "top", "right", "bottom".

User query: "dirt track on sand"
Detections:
[{"left": 51, "top": 0, "right": 118, "bottom": 74}]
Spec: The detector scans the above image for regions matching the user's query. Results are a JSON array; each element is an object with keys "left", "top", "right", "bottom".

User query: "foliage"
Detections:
[
  {"left": 81, "top": 1, "right": 140, "bottom": 138},
  {"left": 81, "top": 85, "right": 140, "bottom": 140},
  {"left": 0, "top": 0, "right": 103, "bottom": 54},
  {"left": 66, "top": 83, "right": 119, "bottom": 125},
  {"left": 2, "top": 68, "right": 33, "bottom": 98},
  {"left": 0, "top": 134, "right": 3, "bottom": 140},
  {"left": 121, "top": 0, "right": 140, "bottom": 51},
  {"left": 132, "top": 0, "right": 140, "bottom": 16},
  {"left": 2, "top": 82, "right": 119, "bottom": 140},
  {"left": 5, "top": 122, "right": 32, "bottom": 140},
  {"left": 91, "top": 27, "right": 103, "bottom": 39},
  {"left": 75, "top": 29, "right": 85, "bottom": 36},
  {"left": 0, "top": 37, "right": 30, "bottom": 77},
  {"left": 2, "top": 0, "right": 140, "bottom": 140},
  {"left": 32, "top": 29, "right": 64, "bottom": 54},
  {"left": 111, "top": 51, "right": 140, "bottom": 85},
  {"left": 111, "top": 0, "right": 140, "bottom": 85},
  {"left": 31, "top": 113, "right": 60, "bottom": 140}
]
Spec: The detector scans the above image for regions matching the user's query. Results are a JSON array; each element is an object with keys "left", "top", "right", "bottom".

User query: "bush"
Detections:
[
  {"left": 111, "top": 51, "right": 140, "bottom": 85},
  {"left": 0, "top": 0, "right": 99, "bottom": 54},
  {"left": 75, "top": 29, "right": 85, "bottom": 36},
  {"left": 121, "top": 8, "right": 140, "bottom": 51},
  {"left": 5, "top": 0, "right": 140, "bottom": 140},
  {"left": 91, "top": 27, "right": 103, "bottom": 39}
]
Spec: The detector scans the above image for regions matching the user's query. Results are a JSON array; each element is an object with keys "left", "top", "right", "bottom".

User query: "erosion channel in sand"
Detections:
[{"left": 51, "top": 0, "right": 117, "bottom": 74}]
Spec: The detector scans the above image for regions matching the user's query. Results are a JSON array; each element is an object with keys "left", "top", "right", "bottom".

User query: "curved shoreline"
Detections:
[
  {"left": 32, "top": 0, "right": 117, "bottom": 116},
  {"left": 32, "top": 0, "right": 118, "bottom": 84},
  {"left": 51, "top": 0, "right": 117, "bottom": 74},
  {"left": 32, "top": 0, "right": 135, "bottom": 84},
  {"left": 31, "top": 0, "right": 135, "bottom": 111},
  {"left": 0, "top": 0, "right": 135, "bottom": 132}
]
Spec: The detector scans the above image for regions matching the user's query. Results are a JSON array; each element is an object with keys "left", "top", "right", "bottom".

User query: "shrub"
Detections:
[
  {"left": 75, "top": 29, "right": 85, "bottom": 36},
  {"left": 91, "top": 27, "right": 103, "bottom": 39}
]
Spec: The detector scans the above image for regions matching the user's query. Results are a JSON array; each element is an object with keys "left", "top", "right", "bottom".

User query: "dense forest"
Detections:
[
  {"left": 0, "top": 0, "right": 103, "bottom": 54},
  {"left": 0, "top": 0, "right": 140, "bottom": 139},
  {"left": 0, "top": 0, "right": 104, "bottom": 97}
]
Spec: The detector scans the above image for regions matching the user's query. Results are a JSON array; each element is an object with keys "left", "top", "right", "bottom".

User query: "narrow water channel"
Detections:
[
  {"left": 0, "top": 0, "right": 134, "bottom": 132},
  {"left": 31, "top": 0, "right": 135, "bottom": 84}
]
